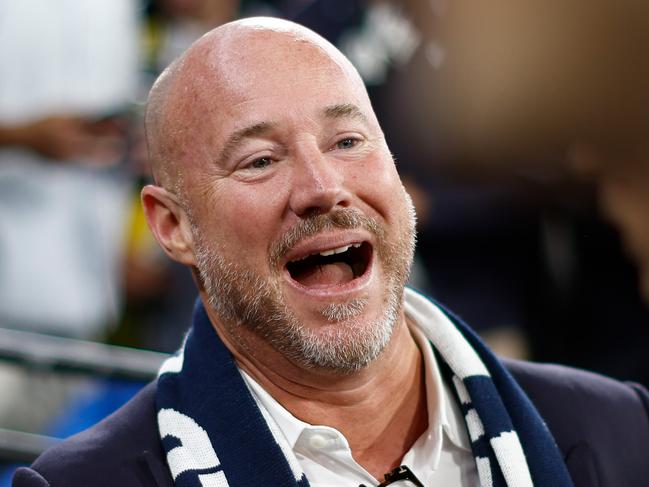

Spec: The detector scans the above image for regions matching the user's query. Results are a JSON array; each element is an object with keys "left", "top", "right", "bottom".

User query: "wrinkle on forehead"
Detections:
[{"left": 145, "top": 17, "right": 370, "bottom": 194}]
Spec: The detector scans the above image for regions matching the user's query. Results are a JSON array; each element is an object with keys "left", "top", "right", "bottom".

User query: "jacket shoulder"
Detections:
[
  {"left": 13, "top": 382, "right": 172, "bottom": 487},
  {"left": 505, "top": 359, "right": 649, "bottom": 485}
]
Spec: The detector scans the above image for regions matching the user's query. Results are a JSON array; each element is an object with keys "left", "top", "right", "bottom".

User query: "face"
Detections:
[{"left": 175, "top": 31, "right": 416, "bottom": 372}]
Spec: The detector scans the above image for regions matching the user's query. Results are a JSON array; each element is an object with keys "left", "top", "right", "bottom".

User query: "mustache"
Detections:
[{"left": 269, "top": 208, "right": 383, "bottom": 267}]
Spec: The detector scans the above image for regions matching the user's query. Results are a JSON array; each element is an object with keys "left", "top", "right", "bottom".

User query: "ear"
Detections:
[{"left": 141, "top": 185, "right": 197, "bottom": 266}]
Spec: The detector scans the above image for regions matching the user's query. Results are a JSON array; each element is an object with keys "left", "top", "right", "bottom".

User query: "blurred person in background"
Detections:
[
  {"left": 570, "top": 144, "right": 649, "bottom": 304},
  {"left": 419, "top": 0, "right": 649, "bottom": 383},
  {"left": 0, "top": 0, "right": 138, "bottom": 434},
  {"left": 0, "top": 0, "right": 138, "bottom": 339}
]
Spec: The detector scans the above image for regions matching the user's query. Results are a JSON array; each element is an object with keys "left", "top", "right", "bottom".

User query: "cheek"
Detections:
[
  {"left": 349, "top": 156, "right": 405, "bottom": 219},
  {"left": 211, "top": 180, "right": 291, "bottom": 257}
]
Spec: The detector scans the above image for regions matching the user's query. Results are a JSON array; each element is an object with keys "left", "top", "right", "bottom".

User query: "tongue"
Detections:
[{"left": 296, "top": 262, "right": 354, "bottom": 287}]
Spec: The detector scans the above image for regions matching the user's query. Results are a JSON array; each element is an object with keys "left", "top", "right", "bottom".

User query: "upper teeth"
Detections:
[
  {"left": 290, "top": 243, "right": 362, "bottom": 262},
  {"left": 318, "top": 243, "right": 361, "bottom": 257}
]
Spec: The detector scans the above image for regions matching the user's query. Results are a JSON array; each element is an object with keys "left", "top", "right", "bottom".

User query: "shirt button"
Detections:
[{"left": 308, "top": 434, "right": 329, "bottom": 449}]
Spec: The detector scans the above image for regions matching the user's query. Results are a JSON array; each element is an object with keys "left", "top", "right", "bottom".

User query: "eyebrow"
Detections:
[
  {"left": 216, "top": 104, "right": 368, "bottom": 165},
  {"left": 323, "top": 103, "right": 368, "bottom": 124},
  {"left": 217, "top": 121, "right": 276, "bottom": 165}
]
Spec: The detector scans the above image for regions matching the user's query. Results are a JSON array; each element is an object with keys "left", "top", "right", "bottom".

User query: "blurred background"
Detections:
[{"left": 1, "top": 0, "right": 648, "bottom": 480}]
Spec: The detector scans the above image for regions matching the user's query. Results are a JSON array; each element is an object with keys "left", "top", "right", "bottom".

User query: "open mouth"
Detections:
[{"left": 285, "top": 242, "right": 372, "bottom": 288}]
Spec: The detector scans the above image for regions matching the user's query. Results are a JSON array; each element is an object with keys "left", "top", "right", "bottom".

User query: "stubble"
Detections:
[{"left": 191, "top": 196, "right": 416, "bottom": 373}]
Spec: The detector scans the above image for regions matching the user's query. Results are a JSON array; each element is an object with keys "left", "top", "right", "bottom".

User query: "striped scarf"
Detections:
[{"left": 156, "top": 289, "right": 574, "bottom": 486}]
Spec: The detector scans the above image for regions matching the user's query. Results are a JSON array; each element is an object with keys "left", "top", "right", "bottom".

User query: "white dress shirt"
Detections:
[{"left": 241, "top": 292, "right": 480, "bottom": 486}]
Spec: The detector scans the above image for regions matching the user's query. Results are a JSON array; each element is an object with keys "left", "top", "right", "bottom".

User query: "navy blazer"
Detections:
[{"left": 12, "top": 360, "right": 649, "bottom": 487}]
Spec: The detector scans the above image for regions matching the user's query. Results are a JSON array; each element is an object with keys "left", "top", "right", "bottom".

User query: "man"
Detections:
[{"left": 13, "top": 17, "right": 649, "bottom": 487}]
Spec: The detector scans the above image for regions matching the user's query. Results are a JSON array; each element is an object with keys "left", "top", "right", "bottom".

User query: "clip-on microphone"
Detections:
[{"left": 359, "top": 465, "right": 425, "bottom": 487}]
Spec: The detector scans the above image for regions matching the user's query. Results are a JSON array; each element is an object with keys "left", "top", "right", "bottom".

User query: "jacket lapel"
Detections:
[
  {"left": 136, "top": 450, "right": 175, "bottom": 487},
  {"left": 563, "top": 443, "right": 600, "bottom": 487}
]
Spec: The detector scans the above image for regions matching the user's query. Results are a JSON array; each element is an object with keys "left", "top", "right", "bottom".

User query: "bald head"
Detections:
[{"left": 145, "top": 17, "right": 370, "bottom": 194}]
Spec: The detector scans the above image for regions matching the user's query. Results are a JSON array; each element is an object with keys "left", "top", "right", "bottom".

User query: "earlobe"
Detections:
[{"left": 141, "top": 185, "right": 197, "bottom": 266}]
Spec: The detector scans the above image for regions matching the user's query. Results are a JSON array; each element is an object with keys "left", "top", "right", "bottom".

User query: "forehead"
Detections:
[
  {"left": 216, "top": 34, "right": 367, "bottom": 122},
  {"left": 160, "top": 28, "right": 374, "bottom": 176},
  {"left": 208, "top": 32, "right": 365, "bottom": 116}
]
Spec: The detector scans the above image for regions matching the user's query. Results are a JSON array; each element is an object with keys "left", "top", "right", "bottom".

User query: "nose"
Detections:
[{"left": 288, "top": 148, "right": 351, "bottom": 217}]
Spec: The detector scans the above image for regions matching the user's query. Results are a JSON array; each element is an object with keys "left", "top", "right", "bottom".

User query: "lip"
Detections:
[
  {"left": 280, "top": 230, "right": 375, "bottom": 298},
  {"left": 280, "top": 230, "right": 373, "bottom": 266}
]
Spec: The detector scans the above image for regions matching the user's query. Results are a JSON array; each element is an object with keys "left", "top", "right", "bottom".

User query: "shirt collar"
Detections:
[
  {"left": 409, "top": 324, "right": 471, "bottom": 453},
  {"left": 240, "top": 367, "right": 308, "bottom": 450}
]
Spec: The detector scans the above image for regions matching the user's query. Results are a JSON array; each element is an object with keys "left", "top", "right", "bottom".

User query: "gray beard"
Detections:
[{"left": 192, "top": 200, "right": 416, "bottom": 373}]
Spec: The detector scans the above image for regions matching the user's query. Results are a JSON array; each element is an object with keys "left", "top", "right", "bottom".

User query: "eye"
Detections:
[
  {"left": 250, "top": 156, "right": 273, "bottom": 169},
  {"left": 336, "top": 137, "right": 359, "bottom": 150}
]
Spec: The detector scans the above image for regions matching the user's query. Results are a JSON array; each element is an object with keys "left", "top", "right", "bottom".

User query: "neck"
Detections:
[{"left": 208, "top": 304, "right": 429, "bottom": 479}]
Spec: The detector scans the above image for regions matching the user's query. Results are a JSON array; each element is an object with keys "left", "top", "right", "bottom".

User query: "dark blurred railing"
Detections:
[
  {"left": 0, "top": 429, "right": 60, "bottom": 464},
  {"left": 0, "top": 327, "right": 169, "bottom": 381},
  {"left": 0, "top": 327, "right": 170, "bottom": 463}
]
